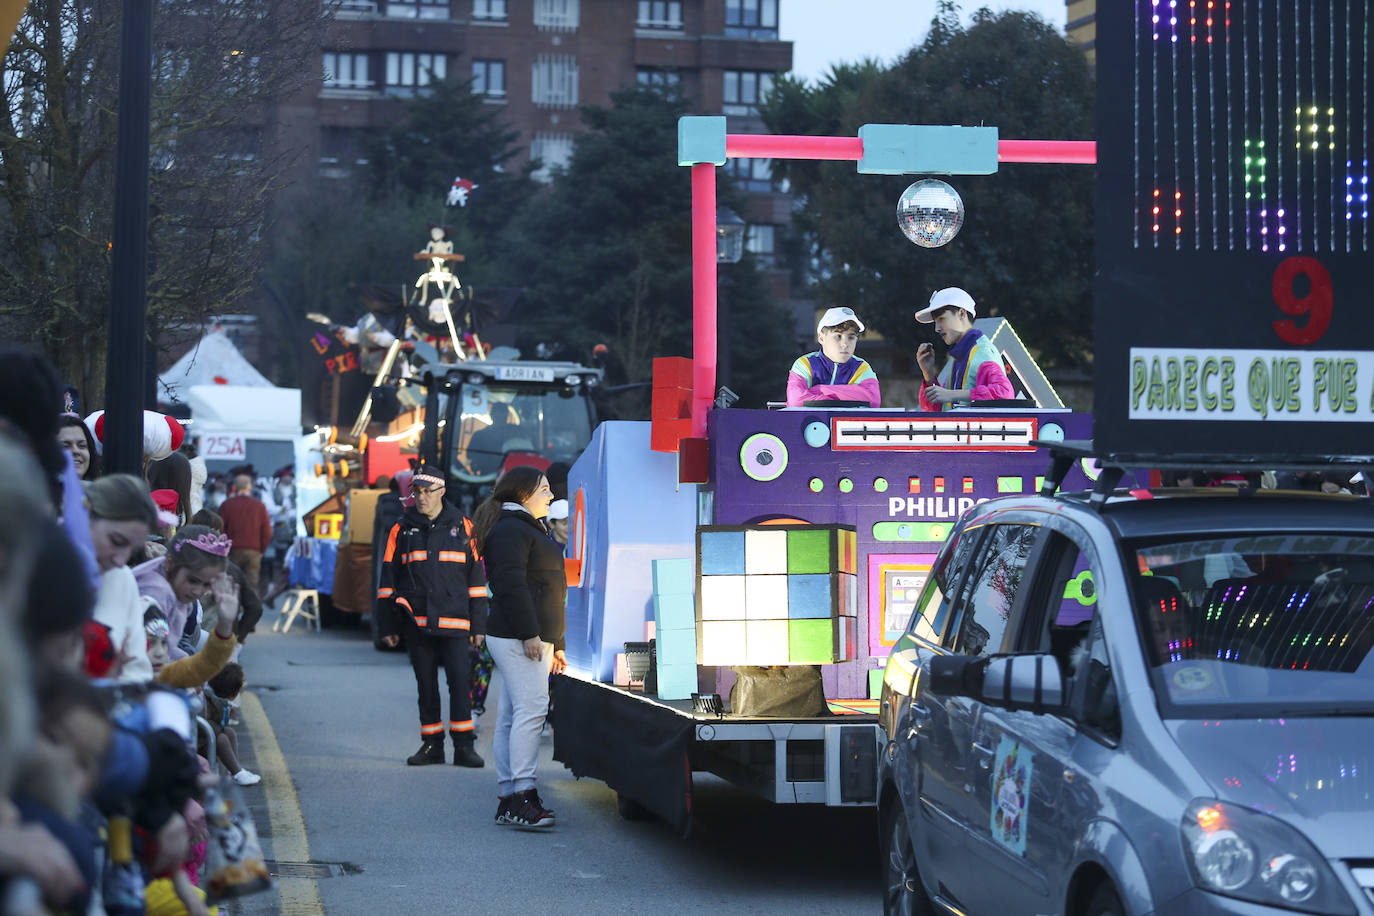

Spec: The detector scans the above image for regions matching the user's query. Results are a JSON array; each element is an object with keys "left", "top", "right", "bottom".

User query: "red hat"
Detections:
[{"left": 150, "top": 488, "right": 180, "bottom": 516}]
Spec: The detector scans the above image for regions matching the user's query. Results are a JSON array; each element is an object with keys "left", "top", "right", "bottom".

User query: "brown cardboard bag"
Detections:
[{"left": 728, "top": 666, "right": 826, "bottom": 717}]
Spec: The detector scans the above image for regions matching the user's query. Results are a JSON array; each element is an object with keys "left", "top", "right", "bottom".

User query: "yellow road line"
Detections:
[{"left": 240, "top": 691, "right": 325, "bottom": 915}]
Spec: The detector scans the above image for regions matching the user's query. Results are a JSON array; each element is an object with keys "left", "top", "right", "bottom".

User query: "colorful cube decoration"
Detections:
[
  {"left": 696, "top": 524, "right": 858, "bottom": 666},
  {"left": 651, "top": 558, "right": 698, "bottom": 700}
]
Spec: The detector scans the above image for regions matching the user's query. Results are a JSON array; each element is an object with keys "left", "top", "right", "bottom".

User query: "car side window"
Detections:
[
  {"left": 905, "top": 523, "right": 981, "bottom": 646},
  {"left": 1077, "top": 613, "right": 1120, "bottom": 739},
  {"left": 1030, "top": 532, "right": 1120, "bottom": 739},
  {"left": 951, "top": 524, "right": 1038, "bottom": 656}
]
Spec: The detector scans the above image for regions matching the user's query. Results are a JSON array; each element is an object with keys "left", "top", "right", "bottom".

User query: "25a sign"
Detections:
[{"left": 203, "top": 435, "right": 247, "bottom": 459}]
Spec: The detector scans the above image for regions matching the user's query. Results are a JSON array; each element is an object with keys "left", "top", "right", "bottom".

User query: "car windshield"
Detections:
[
  {"left": 1129, "top": 532, "right": 1374, "bottom": 716},
  {"left": 446, "top": 384, "right": 592, "bottom": 483}
]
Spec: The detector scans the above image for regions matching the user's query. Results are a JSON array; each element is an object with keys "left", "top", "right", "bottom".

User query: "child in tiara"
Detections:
[{"left": 134, "top": 526, "right": 231, "bottom": 662}]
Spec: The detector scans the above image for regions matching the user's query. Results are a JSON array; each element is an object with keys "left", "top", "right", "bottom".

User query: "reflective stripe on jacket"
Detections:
[{"left": 376, "top": 504, "right": 488, "bottom": 639}]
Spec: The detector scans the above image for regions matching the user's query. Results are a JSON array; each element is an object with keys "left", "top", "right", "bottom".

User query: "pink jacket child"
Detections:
[
  {"left": 786, "top": 306, "right": 881, "bottom": 407},
  {"left": 134, "top": 527, "right": 233, "bottom": 661},
  {"left": 914, "top": 287, "right": 1016, "bottom": 412}
]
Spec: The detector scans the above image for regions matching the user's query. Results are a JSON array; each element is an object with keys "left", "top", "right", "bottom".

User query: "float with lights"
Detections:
[{"left": 547, "top": 119, "right": 1098, "bottom": 834}]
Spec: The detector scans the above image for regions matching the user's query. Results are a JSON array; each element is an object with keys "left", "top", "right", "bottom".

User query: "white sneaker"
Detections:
[{"left": 233, "top": 769, "right": 262, "bottom": 786}]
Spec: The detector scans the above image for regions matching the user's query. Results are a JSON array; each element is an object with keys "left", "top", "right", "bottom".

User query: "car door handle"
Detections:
[
  {"left": 903, "top": 704, "right": 930, "bottom": 742},
  {"left": 972, "top": 741, "right": 996, "bottom": 770}
]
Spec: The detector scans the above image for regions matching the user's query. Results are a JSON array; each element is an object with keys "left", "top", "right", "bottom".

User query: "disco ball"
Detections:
[{"left": 896, "top": 179, "right": 965, "bottom": 248}]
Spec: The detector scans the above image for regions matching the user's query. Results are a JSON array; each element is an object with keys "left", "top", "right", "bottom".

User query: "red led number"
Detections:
[{"left": 1271, "top": 257, "right": 1332, "bottom": 346}]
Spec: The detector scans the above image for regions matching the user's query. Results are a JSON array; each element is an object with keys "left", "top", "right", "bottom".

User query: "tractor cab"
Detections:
[{"left": 431, "top": 359, "right": 603, "bottom": 502}]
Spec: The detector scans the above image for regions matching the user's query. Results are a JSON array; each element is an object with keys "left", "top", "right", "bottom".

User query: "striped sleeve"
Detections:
[
  {"left": 790, "top": 356, "right": 813, "bottom": 383},
  {"left": 850, "top": 359, "right": 875, "bottom": 383},
  {"left": 377, "top": 522, "right": 401, "bottom": 599}
]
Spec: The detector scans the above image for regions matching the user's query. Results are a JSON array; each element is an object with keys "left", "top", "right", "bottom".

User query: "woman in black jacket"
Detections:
[{"left": 471, "top": 466, "right": 562, "bottom": 829}]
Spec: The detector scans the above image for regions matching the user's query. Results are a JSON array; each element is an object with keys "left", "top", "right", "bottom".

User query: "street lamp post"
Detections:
[
  {"left": 103, "top": 0, "right": 154, "bottom": 474},
  {"left": 715, "top": 207, "right": 745, "bottom": 394}
]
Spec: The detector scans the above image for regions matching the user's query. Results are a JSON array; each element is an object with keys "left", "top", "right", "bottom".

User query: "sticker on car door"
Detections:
[{"left": 991, "top": 736, "right": 1034, "bottom": 856}]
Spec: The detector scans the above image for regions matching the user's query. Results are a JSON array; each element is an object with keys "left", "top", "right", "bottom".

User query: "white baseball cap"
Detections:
[
  {"left": 548, "top": 498, "right": 569, "bottom": 521},
  {"left": 816, "top": 306, "right": 866, "bottom": 335},
  {"left": 915, "top": 287, "right": 977, "bottom": 323}
]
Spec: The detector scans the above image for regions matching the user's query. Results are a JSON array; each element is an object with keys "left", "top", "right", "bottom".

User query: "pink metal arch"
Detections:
[{"left": 690, "top": 134, "right": 1097, "bottom": 437}]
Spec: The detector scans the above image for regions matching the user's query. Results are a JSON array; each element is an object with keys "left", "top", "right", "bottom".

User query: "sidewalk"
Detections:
[{"left": 217, "top": 593, "right": 308, "bottom": 916}]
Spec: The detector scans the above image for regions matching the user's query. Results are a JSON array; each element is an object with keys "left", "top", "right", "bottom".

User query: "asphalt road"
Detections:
[{"left": 225, "top": 614, "right": 880, "bottom": 915}]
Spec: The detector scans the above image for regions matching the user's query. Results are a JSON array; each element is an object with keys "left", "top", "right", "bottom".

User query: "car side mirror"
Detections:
[{"left": 928, "top": 653, "right": 1067, "bottom": 715}]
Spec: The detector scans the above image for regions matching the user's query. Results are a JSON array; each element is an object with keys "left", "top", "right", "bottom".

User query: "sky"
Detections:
[{"left": 779, "top": 0, "right": 1070, "bottom": 84}]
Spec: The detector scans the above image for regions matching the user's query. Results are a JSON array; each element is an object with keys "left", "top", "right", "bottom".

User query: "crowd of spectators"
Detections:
[{"left": 0, "top": 346, "right": 266, "bottom": 915}]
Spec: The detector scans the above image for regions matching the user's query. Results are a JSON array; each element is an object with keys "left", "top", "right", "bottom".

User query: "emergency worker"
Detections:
[
  {"left": 914, "top": 287, "right": 1015, "bottom": 410},
  {"left": 377, "top": 468, "right": 488, "bottom": 768}
]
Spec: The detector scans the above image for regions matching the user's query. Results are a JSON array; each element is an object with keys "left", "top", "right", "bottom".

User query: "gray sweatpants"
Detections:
[{"left": 487, "top": 635, "right": 554, "bottom": 796}]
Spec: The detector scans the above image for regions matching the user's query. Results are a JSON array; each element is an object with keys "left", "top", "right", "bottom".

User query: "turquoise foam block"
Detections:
[
  {"left": 700, "top": 530, "right": 746, "bottom": 575},
  {"left": 677, "top": 115, "right": 727, "bottom": 166},
  {"left": 652, "top": 557, "right": 695, "bottom": 596},
  {"left": 656, "top": 628, "right": 697, "bottom": 668},
  {"left": 654, "top": 593, "right": 696, "bottom": 632},
  {"left": 656, "top": 662, "right": 698, "bottom": 701},
  {"left": 856, "top": 123, "right": 999, "bottom": 176},
  {"left": 787, "top": 573, "right": 834, "bottom": 619}
]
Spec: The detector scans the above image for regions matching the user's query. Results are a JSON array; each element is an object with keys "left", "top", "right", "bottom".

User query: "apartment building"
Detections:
[
  {"left": 277, "top": 0, "right": 795, "bottom": 283},
  {"left": 1066, "top": 0, "right": 1095, "bottom": 65}
]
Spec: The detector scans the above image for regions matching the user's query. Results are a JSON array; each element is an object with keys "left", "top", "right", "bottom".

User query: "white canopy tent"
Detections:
[{"left": 159, "top": 329, "right": 273, "bottom": 402}]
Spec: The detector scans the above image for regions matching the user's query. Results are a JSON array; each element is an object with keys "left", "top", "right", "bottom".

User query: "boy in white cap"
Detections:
[
  {"left": 786, "top": 306, "right": 881, "bottom": 407},
  {"left": 913, "top": 287, "right": 1014, "bottom": 411},
  {"left": 546, "top": 498, "right": 569, "bottom": 546}
]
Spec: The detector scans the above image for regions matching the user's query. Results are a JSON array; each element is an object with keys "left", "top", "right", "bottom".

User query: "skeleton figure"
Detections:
[
  {"left": 412, "top": 225, "right": 464, "bottom": 357},
  {"left": 414, "top": 226, "right": 461, "bottom": 323}
]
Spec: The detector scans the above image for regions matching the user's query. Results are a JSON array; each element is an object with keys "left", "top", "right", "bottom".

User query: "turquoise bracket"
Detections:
[
  {"left": 857, "top": 124, "right": 999, "bottom": 176},
  {"left": 678, "top": 116, "right": 728, "bottom": 166}
]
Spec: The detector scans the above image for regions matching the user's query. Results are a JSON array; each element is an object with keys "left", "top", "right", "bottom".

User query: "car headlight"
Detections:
[{"left": 1181, "top": 800, "right": 1354, "bottom": 914}]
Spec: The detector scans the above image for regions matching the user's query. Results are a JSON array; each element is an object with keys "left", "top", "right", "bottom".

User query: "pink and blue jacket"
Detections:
[{"left": 786, "top": 352, "right": 881, "bottom": 407}]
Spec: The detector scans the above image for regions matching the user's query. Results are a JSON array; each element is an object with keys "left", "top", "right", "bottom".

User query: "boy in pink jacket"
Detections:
[{"left": 786, "top": 307, "right": 881, "bottom": 407}]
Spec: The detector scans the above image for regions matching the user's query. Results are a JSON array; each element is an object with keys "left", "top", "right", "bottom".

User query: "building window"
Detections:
[
  {"left": 724, "top": 156, "right": 773, "bottom": 192},
  {"left": 319, "top": 126, "right": 370, "bottom": 178},
  {"left": 471, "top": 59, "right": 505, "bottom": 96},
  {"left": 334, "top": 0, "right": 378, "bottom": 16},
  {"left": 533, "top": 0, "right": 578, "bottom": 32},
  {"left": 723, "top": 69, "right": 774, "bottom": 116},
  {"left": 636, "top": 0, "right": 681, "bottom": 29},
  {"left": 531, "top": 131, "right": 574, "bottom": 183},
  {"left": 322, "top": 52, "right": 371, "bottom": 90},
  {"left": 384, "top": 0, "right": 448, "bottom": 18},
  {"left": 531, "top": 53, "right": 578, "bottom": 108},
  {"left": 635, "top": 67, "right": 679, "bottom": 89},
  {"left": 385, "top": 52, "right": 446, "bottom": 95},
  {"left": 746, "top": 223, "right": 776, "bottom": 266},
  {"left": 472, "top": 0, "right": 506, "bottom": 19},
  {"left": 725, "top": 0, "right": 778, "bottom": 38}
]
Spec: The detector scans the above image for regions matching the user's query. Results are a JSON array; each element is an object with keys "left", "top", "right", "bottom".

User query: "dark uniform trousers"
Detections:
[{"left": 406, "top": 624, "right": 476, "bottom": 746}]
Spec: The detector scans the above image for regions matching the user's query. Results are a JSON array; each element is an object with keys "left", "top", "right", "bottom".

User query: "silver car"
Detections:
[{"left": 878, "top": 490, "right": 1374, "bottom": 916}]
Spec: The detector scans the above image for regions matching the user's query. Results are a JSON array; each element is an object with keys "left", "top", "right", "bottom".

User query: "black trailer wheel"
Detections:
[
  {"left": 881, "top": 800, "right": 935, "bottom": 916},
  {"left": 615, "top": 792, "right": 654, "bottom": 822}
]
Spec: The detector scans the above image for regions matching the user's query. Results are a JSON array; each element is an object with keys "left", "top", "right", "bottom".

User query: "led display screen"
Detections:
[{"left": 1094, "top": 1, "right": 1372, "bottom": 457}]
